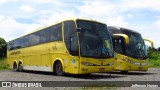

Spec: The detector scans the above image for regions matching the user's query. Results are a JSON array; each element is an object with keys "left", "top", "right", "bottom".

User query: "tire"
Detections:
[
  {"left": 55, "top": 61, "right": 63, "bottom": 76},
  {"left": 18, "top": 63, "right": 23, "bottom": 72},
  {"left": 13, "top": 63, "right": 17, "bottom": 72}
]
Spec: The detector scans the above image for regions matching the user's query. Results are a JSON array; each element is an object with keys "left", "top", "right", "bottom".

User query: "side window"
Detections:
[
  {"left": 10, "top": 38, "right": 22, "bottom": 50},
  {"left": 40, "top": 28, "right": 51, "bottom": 44},
  {"left": 10, "top": 41, "right": 14, "bottom": 50},
  {"left": 64, "top": 21, "right": 78, "bottom": 56},
  {"left": 50, "top": 23, "right": 62, "bottom": 41},
  {"left": 23, "top": 35, "right": 29, "bottom": 47},
  {"left": 8, "top": 23, "right": 63, "bottom": 50},
  {"left": 13, "top": 40, "right": 18, "bottom": 49},
  {"left": 17, "top": 38, "right": 23, "bottom": 49},
  {"left": 29, "top": 32, "right": 40, "bottom": 46}
]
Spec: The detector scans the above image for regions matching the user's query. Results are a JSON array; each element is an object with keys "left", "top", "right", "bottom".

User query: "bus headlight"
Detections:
[
  {"left": 133, "top": 62, "right": 140, "bottom": 65},
  {"left": 128, "top": 60, "right": 134, "bottom": 63},
  {"left": 81, "top": 62, "right": 94, "bottom": 66},
  {"left": 141, "top": 62, "right": 148, "bottom": 66}
]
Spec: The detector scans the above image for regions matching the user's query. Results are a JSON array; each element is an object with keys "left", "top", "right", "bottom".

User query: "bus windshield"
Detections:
[
  {"left": 121, "top": 29, "right": 148, "bottom": 59},
  {"left": 77, "top": 20, "right": 114, "bottom": 59}
]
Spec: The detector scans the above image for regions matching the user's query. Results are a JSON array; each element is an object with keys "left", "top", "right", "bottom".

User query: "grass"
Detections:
[
  {"left": 0, "top": 58, "right": 7, "bottom": 70},
  {"left": 149, "top": 59, "right": 160, "bottom": 68},
  {"left": 148, "top": 49, "right": 160, "bottom": 68}
]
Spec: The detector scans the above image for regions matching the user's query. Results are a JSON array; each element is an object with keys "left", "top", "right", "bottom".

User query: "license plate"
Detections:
[{"left": 99, "top": 68, "right": 105, "bottom": 72}]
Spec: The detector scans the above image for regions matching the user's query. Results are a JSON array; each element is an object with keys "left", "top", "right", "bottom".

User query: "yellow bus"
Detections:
[
  {"left": 7, "top": 18, "right": 114, "bottom": 76},
  {"left": 108, "top": 26, "right": 148, "bottom": 73}
]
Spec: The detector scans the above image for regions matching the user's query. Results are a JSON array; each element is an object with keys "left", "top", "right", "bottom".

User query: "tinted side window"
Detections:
[
  {"left": 17, "top": 38, "right": 23, "bottom": 49},
  {"left": 13, "top": 40, "right": 17, "bottom": 49},
  {"left": 8, "top": 23, "right": 63, "bottom": 50},
  {"left": 64, "top": 21, "right": 77, "bottom": 55},
  {"left": 50, "top": 23, "right": 62, "bottom": 41},
  {"left": 8, "top": 38, "right": 23, "bottom": 50},
  {"left": 23, "top": 35, "right": 29, "bottom": 47},
  {"left": 39, "top": 28, "right": 51, "bottom": 44},
  {"left": 29, "top": 32, "right": 40, "bottom": 46}
]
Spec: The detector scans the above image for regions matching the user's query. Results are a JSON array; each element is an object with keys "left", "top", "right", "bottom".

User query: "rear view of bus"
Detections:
[
  {"left": 108, "top": 26, "right": 148, "bottom": 73},
  {"left": 7, "top": 19, "right": 114, "bottom": 76}
]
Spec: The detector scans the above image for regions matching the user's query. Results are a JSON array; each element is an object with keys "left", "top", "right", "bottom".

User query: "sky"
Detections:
[{"left": 0, "top": 0, "right": 160, "bottom": 48}]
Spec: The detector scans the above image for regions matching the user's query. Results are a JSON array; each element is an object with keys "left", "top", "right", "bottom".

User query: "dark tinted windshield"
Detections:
[
  {"left": 121, "top": 29, "right": 148, "bottom": 59},
  {"left": 77, "top": 20, "right": 114, "bottom": 59}
]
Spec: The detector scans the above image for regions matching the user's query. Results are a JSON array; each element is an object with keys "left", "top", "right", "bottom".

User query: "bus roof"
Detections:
[
  {"left": 9, "top": 18, "right": 105, "bottom": 42},
  {"left": 108, "top": 26, "right": 140, "bottom": 35}
]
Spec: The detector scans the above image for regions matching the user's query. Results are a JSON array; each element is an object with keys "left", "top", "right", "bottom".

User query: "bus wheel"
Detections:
[
  {"left": 18, "top": 63, "right": 23, "bottom": 72},
  {"left": 13, "top": 62, "right": 17, "bottom": 72},
  {"left": 55, "top": 61, "right": 63, "bottom": 76}
]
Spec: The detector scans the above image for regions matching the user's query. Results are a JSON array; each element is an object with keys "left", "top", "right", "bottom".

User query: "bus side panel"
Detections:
[
  {"left": 31, "top": 47, "right": 41, "bottom": 66},
  {"left": 23, "top": 48, "right": 30, "bottom": 66},
  {"left": 41, "top": 54, "right": 50, "bottom": 66},
  {"left": 41, "top": 43, "right": 52, "bottom": 67}
]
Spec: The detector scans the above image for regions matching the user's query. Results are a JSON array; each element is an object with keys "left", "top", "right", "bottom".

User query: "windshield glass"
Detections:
[
  {"left": 121, "top": 29, "right": 148, "bottom": 59},
  {"left": 76, "top": 20, "right": 114, "bottom": 59}
]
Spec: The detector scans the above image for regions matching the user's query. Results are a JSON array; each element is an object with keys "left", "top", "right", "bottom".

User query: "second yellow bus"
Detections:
[{"left": 108, "top": 26, "right": 148, "bottom": 73}]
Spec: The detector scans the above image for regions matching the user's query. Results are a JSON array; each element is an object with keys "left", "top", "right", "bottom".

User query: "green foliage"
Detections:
[
  {"left": 148, "top": 48, "right": 160, "bottom": 59},
  {"left": 0, "top": 37, "right": 7, "bottom": 58},
  {"left": 148, "top": 48, "right": 160, "bottom": 68},
  {"left": 149, "top": 59, "right": 160, "bottom": 68},
  {"left": 0, "top": 58, "right": 7, "bottom": 70}
]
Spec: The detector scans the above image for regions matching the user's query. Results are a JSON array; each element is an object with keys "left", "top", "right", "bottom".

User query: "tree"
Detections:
[{"left": 0, "top": 37, "right": 7, "bottom": 58}]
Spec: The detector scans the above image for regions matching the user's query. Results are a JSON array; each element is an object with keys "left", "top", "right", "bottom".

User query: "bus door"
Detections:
[
  {"left": 112, "top": 36, "right": 127, "bottom": 69},
  {"left": 63, "top": 21, "right": 80, "bottom": 74}
]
